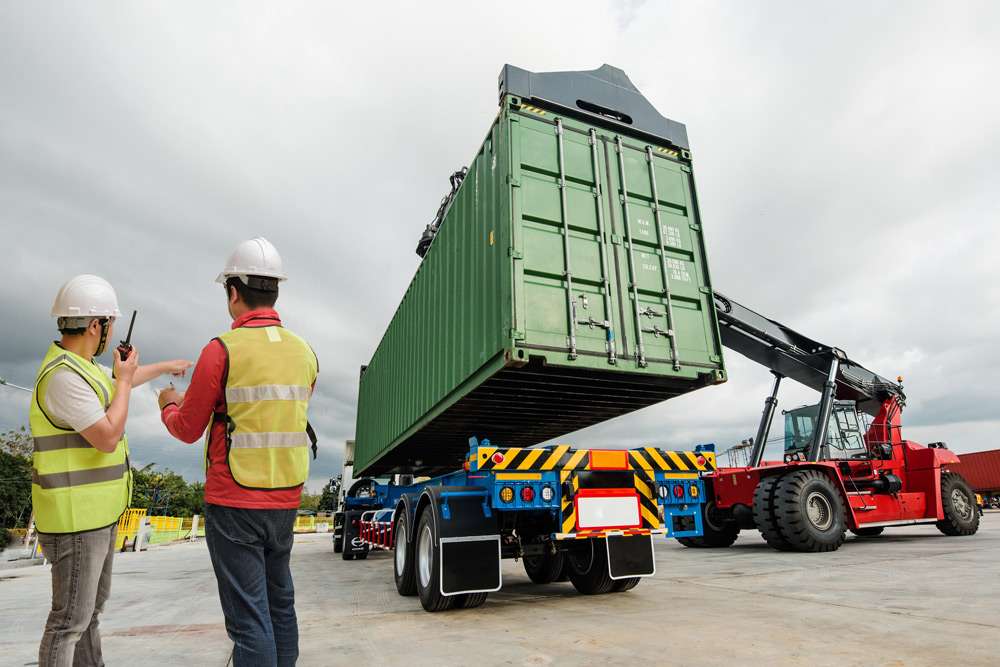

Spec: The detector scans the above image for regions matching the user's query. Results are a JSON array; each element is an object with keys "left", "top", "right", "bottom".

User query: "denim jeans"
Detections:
[
  {"left": 204, "top": 504, "right": 298, "bottom": 667},
  {"left": 37, "top": 524, "right": 117, "bottom": 667}
]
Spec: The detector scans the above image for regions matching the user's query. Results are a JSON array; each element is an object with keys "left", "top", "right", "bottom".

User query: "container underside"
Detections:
[{"left": 359, "top": 356, "right": 710, "bottom": 476}]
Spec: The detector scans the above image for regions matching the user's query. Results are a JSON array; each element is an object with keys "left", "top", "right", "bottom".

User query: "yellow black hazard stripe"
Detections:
[
  {"left": 560, "top": 470, "right": 578, "bottom": 534},
  {"left": 473, "top": 445, "right": 715, "bottom": 473},
  {"left": 634, "top": 473, "right": 660, "bottom": 529},
  {"left": 555, "top": 528, "right": 666, "bottom": 540}
]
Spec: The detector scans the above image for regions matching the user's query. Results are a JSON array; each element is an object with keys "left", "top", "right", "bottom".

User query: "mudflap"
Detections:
[
  {"left": 424, "top": 486, "right": 502, "bottom": 596},
  {"left": 606, "top": 534, "right": 656, "bottom": 580},
  {"left": 343, "top": 510, "right": 370, "bottom": 558}
]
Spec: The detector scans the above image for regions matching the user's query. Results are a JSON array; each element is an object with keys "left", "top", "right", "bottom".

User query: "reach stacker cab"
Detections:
[{"left": 679, "top": 292, "right": 980, "bottom": 552}]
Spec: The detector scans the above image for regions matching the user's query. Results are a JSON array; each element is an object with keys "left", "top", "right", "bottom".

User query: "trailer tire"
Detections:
[
  {"left": 610, "top": 577, "right": 640, "bottom": 592},
  {"left": 850, "top": 526, "right": 884, "bottom": 538},
  {"left": 414, "top": 510, "right": 454, "bottom": 612},
  {"left": 936, "top": 472, "right": 980, "bottom": 536},
  {"left": 393, "top": 512, "right": 417, "bottom": 596},
  {"left": 567, "top": 539, "right": 615, "bottom": 595},
  {"left": 677, "top": 500, "right": 740, "bottom": 548},
  {"left": 752, "top": 475, "right": 793, "bottom": 551},
  {"left": 522, "top": 549, "right": 566, "bottom": 584},
  {"left": 453, "top": 592, "right": 488, "bottom": 609},
  {"left": 773, "top": 469, "right": 846, "bottom": 552}
]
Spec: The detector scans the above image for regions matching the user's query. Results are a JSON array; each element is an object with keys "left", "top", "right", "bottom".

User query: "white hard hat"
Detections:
[
  {"left": 51, "top": 275, "right": 121, "bottom": 321},
  {"left": 215, "top": 237, "right": 288, "bottom": 285}
]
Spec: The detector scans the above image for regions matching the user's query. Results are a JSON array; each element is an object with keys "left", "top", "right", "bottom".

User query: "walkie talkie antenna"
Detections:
[{"left": 118, "top": 310, "right": 137, "bottom": 361}]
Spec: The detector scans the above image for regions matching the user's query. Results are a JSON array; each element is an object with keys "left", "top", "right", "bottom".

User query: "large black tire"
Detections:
[
  {"left": 610, "top": 577, "right": 640, "bottom": 592},
  {"left": 936, "top": 472, "right": 980, "bottom": 536},
  {"left": 566, "top": 539, "right": 615, "bottom": 595},
  {"left": 753, "top": 475, "right": 793, "bottom": 551},
  {"left": 677, "top": 500, "right": 740, "bottom": 548},
  {"left": 414, "top": 510, "right": 454, "bottom": 612},
  {"left": 850, "top": 526, "right": 884, "bottom": 538},
  {"left": 453, "top": 592, "right": 488, "bottom": 609},
  {"left": 773, "top": 469, "right": 846, "bottom": 552},
  {"left": 393, "top": 512, "right": 417, "bottom": 596},
  {"left": 522, "top": 548, "right": 566, "bottom": 584}
]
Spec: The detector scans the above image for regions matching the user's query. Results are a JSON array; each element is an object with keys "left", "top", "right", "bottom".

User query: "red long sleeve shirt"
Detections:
[{"left": 161, "top": 309, "right": 310, "bottom": 509}]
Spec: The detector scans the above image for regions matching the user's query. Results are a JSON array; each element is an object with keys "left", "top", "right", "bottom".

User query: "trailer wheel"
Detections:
[
  {"left": 677, "top": 500, "right": 739, "bottom": 548},
  {"left": 752, "top": 475, "right": 793, "bottom": 551},
  {"left": 414, "top": 510, "right": 454, "bottom": 612},
  {"left": 393, "top": 512, "right": 417, "bottom": 596},
  {"left": 610, "top": 577, "right": 640, "bottom": 592},
  {"left": 850, "top": 526, "right": 884, "bottom": 538},
  {"left": 453, "top": 592, "right": 488, "bottom": 609},
  {"left": 522, "top": 548, "right": 566, "bottom": 584},
  {"left": 773, "top": 469, "right": 846, "bottom": 552},
  {"left": 566, "top": 539, "right": 614, "bottom": 595},
  {"left": 936, "top": 472, "right": 980, "bottom": 536}
]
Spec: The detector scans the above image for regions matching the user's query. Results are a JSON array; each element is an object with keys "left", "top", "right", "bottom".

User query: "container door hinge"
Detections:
[
  {"left": 509, "top": 328, "right": 526, "bottom": 340},
  {"left": 699, "top": 286, "right": 711, "bottom": 294},
  {"left": 507, "top": 175, "right": 521, "bottom": 187},
  {"left": 508, "top": 248, "right": 523, "bottom": 259},
  {"left": 681, "top": 165, "right": 692, "bottom": 173},
  {"left": 610, "top": 234, "right": 622, "bottom": 245},
  {"left": 710, "top": 354, "right": 722, "bottom": 363}
]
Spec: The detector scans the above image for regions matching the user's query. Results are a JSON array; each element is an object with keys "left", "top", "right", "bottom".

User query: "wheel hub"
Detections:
[
  {"left": 394, "top": 520, "right": 407, "bottom": 576},
  {"left": 417, "top": 523, "right": 433, "bottom": 588},
  {"left": 951, "top": 488, "right": 973, "bottom": 520},
  {"left": 806, "top": 491, "right": 834, "bottom": 531}
]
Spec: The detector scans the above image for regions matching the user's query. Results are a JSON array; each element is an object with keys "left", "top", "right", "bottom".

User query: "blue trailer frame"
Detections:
[{"left": 337, "top": 438, "right": 716, "bottom": 611}]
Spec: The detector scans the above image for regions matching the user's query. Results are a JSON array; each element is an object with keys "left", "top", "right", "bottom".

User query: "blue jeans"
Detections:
[{"left": 204, "top": 504, "right": 298, "bottom": 667}]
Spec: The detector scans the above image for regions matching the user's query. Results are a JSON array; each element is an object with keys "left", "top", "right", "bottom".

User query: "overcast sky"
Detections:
[{"left": 2, "top": 2, "right": 998, "bottom": 490}]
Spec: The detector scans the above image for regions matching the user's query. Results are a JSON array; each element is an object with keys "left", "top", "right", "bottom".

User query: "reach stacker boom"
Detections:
[{"left": 680, "top": 292, "right": 980, "bottom": 552}]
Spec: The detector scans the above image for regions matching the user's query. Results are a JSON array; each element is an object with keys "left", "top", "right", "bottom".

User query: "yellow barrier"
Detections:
[{"left": 115, "top": 508, "right": 147, "bottom": 549}]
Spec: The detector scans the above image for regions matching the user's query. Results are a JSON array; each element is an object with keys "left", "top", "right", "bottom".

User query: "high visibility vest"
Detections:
[
  {"left": 29, "top": 343, "right": 131, "bottom": 534},
  {"left": 213, "top": 324, "right": 318, "bottom": 489}
]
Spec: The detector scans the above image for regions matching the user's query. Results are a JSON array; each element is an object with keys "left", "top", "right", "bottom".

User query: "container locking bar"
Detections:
[
  {"left": 555, "top": 118, "right": 578, "bottom": 361},
  {"left": 615, "top": 136, "right": 647, "bottom": 368},
  {"left": 645, "top": 146, "right": 681, "bottom": 371},
  {"left": 588, "top": 128, "right": 618, "bottom": 365}
]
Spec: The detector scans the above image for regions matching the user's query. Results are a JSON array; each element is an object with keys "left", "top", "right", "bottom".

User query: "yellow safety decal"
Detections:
[
  {"left": 540, "top": 444, "right": 570, "bottom": 470},
  {"left": 495, "top": 472, "right": 542, "bottom": 481},
  {"left": 517, "top": 448, "right": 545, "bottom": 470},
  {"left": 521, "top": 104, "right": 547, "bottom": 116},
  {"left": 666, "top": 450, "right": 690, "bottom": 471}
]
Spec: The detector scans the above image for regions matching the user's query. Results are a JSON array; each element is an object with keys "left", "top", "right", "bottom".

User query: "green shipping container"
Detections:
[{"left": 355, "top": 65, "right": 725, "bottom": 476}]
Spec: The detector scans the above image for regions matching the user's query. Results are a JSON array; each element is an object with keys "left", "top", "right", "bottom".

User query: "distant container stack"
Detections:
[{"left": 355, "top": 65, "right": 726, "bottom": 476}]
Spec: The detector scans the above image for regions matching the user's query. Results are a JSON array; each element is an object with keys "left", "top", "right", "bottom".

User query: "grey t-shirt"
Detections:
[{"left": 44, "top": 365, "right": 113, "bottom": 432}]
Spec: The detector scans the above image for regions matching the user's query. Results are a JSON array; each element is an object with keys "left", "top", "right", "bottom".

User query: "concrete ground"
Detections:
[{"left": 2, "top": 514, "right": 998, "bottom": 667}]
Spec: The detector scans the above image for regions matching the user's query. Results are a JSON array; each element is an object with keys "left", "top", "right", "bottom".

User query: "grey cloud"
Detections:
[{"left": 2, "top": 2, "right": 998, "bottom": 492}]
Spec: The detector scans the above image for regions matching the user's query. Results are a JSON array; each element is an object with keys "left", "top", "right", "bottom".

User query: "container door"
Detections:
[
  {"left": 601, "top": 134, "right": 720, "bottom": 373},
  {"left": 509, "top": 112, "right": 626, "bottom": 365}
]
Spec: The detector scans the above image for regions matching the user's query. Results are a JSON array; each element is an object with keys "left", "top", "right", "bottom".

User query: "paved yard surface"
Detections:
[{"left": 2, "top": 513, "right": 998, "bottom": 666}]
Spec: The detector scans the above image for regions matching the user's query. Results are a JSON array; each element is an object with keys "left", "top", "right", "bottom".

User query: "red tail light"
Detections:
[
  {"left": 520, "top": 486, "right": 535, "bottom": 502},
  {"left": 673, "top": 484, "right": 684, "bottom": 498}
]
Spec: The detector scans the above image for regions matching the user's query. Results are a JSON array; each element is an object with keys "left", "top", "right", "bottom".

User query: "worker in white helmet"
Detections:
[
  {"left": 30, "top": 274, "right": 191, "bottom": 667},
  {"left": 158, "top": 238, "right": 318, "bottom": 666}
]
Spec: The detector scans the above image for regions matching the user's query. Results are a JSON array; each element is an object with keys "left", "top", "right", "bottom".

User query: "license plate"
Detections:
[{"left": 575, "top": 490, "right": 641, "bottom": 530}]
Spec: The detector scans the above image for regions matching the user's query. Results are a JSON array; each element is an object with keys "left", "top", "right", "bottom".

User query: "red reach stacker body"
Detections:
[{"left": 682, "top": 293, "right": 979, "bottom": 552}]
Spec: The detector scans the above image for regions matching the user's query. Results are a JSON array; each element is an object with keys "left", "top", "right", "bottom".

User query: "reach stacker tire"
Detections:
[
  {"left": 523, "top": 548, "right": 566, "bottom": 584},
  {"left": 415, "top": 510, "right": 454, "bottom": 612},
  {"left": 393, "top": 512, "right": 417, "bottom": 596},
  {"left": 753, "top": 475, "right": 793, "bottom": 551},
  {"left": 936, "top": 472, "right": 980, "bottom": 536},
  {"left": 677, "top": 500, "right": 739, "bottom": 548},
  {"left": 453, "top": 592, "right": 488, "bottom": 609},
  {"left": 850, "top": 526, "right": 885, "bottom": 538},
  {"left": 566, "top": 539, "right": 615, "bottom": 595},
  {"left": 773, "top": 469, "right": 846, "bottom": 552}
]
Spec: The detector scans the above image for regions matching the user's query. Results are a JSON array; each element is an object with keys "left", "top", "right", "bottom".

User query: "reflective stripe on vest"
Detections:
[
  {"left": 29, "top": 342, "right": 131, "bottom": 534},
  {"left": 216, "top": 325, "right": 317, "bottom": 490}
]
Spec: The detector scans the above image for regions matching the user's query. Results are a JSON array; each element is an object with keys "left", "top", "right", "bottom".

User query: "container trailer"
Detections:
[{"left": 343, "top": 64, "right": 724, "bottom": 611}]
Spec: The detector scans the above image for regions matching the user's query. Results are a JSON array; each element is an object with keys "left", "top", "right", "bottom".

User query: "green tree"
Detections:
[
  {"left": 131, "top": 464, "right": 203, "bottom": 517},
  {"left": 1, "top": 428, "right": 33, "bottom": 548},
  {"left": 299, "top": 491, "right": 321, "bottom": 512}
]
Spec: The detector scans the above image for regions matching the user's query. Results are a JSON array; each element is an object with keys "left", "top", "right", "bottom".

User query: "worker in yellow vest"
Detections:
[
  {"left": 158, "top": 238, "right": 318, "bottom": 667},
  {"left": 30, "top": 274, "right": 191, "bottom": 667}
]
